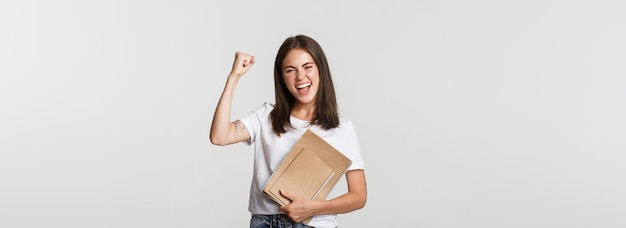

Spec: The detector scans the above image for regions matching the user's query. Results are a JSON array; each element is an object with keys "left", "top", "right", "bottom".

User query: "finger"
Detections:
[
  {"left": 244, "top": 58, "right": 255, "bottom": 68},
  {"left": 235, "top": 51, "right": 248, "bottom": 61},
  {"left": 282, "top": 210, "right": 298, "bottom": 222},
  {"left": 279, "top": 189, "right": 292, "bottom": 200},
  {"left": 239, "top": 54, "right": 253, "bottom": 67}
]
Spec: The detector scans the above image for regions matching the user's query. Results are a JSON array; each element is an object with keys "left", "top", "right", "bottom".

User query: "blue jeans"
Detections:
[{"left": 250, "top": 214, "right": 314, "bottom": 228}]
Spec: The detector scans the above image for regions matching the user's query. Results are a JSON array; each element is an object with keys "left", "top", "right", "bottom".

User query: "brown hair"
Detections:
[{"left": 270, "top": 35, "right": 339, "bottom": 135}]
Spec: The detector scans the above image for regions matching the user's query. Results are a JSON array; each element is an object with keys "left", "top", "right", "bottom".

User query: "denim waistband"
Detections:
[{"left": 250, "top": 214, "right": 313, "bottom": 228}]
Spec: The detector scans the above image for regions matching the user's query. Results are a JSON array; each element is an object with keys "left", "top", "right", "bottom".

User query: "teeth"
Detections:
[{"left": 296, "top": 83, "right": 311, "bottom": 89}]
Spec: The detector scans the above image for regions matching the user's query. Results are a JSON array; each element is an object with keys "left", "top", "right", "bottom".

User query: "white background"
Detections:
[{"left": 2, "top": 0, "right": 625, "bottom": 227}]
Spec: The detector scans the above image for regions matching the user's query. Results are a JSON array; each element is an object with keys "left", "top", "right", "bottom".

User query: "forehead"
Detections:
[{"left": 282, "top": 48, "right": 315, "bottom": 66}]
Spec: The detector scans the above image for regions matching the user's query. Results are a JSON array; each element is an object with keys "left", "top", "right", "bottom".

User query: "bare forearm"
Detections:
[
  {"left": 317, "top": 170, "right": 367, "bottom": 215},
  {"left": 280, "top": 170, "right": 367, "bottom": 222},
  {"left": 314, "top": 190, "right": 366, "bottom": 215},
  {"left": 209, "top": 75, "right": 240, "bottom": 145}
]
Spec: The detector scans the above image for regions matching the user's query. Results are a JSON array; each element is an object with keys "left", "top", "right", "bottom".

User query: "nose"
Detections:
[{"left": 296, "top": 70, "right": 305, "bottom": 80}]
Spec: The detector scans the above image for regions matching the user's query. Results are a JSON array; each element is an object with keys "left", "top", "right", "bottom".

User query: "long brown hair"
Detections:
[{"left": 270, "top": 35, "right": 339, "bottom": 135}]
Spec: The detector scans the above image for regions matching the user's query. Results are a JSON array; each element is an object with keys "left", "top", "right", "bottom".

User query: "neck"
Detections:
[{"left": 291, "top": 103, "right": 316, "bottom": 121}]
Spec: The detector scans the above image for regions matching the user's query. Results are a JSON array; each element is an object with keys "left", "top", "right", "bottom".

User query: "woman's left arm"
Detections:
[{"left": 279, "top": 170, "right": 367, "bottom": 223}]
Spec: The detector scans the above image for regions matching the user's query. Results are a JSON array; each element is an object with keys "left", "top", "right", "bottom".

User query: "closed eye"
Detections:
[{"left": 283, "top": 66, "right": 296, "bottom": 73}]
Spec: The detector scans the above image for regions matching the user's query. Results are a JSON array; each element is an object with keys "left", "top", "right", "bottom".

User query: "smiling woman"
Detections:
[
  {"left": 281, "top": 49, "right": 319, "bottom": 108},
  {"left": 270, "top": 35, "right": 340, "bottom": 135},
  {"left": 209, "top": 35, "right": 367, "bottom": 228}
]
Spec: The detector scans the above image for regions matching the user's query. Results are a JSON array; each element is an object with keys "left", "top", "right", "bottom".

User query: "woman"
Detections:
[{"left": 210, "top": 34, "right": 366, "bottom": 228}]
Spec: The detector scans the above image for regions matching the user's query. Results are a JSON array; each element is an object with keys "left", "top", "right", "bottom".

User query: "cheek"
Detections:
[
  {"left": 282, "top": 75, "right": 292, "bottom": 85},
  {"left": 282, "top": 78, "right": 295, "bottom": 91},
  {"left": 312, "top": 73, "right": 320, "bottom": 85}
]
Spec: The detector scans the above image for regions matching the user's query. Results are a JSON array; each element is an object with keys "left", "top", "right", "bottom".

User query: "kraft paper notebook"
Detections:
[{"left": 263, "top": 129, "right": 352, "bottom": 224}]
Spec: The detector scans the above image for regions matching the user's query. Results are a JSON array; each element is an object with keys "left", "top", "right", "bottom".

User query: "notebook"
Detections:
[{"left": 263, "top": 130, "right": 352, "bottom": 224}]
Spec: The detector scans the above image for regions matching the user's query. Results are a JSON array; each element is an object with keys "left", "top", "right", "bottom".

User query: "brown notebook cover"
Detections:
[
  {"left": 265, "top": 148, "right": 335, "bottom": 205},
  {"left": 263, "top": 129, "right": 352, "bottom": 224}
]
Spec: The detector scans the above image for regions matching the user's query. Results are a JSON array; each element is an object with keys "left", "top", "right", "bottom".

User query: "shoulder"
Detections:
[
  {"left": 262, "top": 102, "right": 275, "bottom": 109},
  {"left": 260, "top": 102, "right": 275, "bottom": 111},
  {"left": 240, "top": 102, "right": 275, "bottom": 123},
  {"left": 338, "top": 117, "right": 356, "bottom": 130},
  {"left": 249, "top": 102, "right": 275, "bottom": 115}
]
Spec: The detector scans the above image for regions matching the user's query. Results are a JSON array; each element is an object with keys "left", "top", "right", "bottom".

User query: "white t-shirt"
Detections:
[{"left": 238, "top": 102, "right": 365, "bottom": 227}]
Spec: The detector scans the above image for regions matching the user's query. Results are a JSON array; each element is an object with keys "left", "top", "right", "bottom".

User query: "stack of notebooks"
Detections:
[{"left": 263, "top": 129, "right": 352, "bottom": 224}]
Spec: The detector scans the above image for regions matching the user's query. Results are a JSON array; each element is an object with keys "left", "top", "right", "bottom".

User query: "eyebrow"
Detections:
[{"left": 283, "top": 62, "right": 315, "bottom": 70}]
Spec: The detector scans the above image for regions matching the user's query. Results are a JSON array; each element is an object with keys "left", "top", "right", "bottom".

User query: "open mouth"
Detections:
[
  {"left": 296, "top": 82, "right": 311, "bottom": 89},
  {"left": 295, "top": 82, "right": 312, "bottom": 94}
]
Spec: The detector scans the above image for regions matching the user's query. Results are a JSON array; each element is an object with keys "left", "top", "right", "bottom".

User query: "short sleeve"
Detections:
[
  {"left": 341, "top": 120, "right": 365, "bottom": 171},
  {"left": 237, "top": 102, "right": 273, "bottom": 145}
]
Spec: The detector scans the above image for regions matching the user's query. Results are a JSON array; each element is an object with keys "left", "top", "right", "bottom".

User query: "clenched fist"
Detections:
[{"left": 229, "top": 51, "right": 255, "bottom": 78}]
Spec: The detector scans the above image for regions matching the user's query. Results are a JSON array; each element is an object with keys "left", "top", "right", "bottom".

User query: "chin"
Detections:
[{"left": 296, "top": 97, "right": 316, "bottom": 105}]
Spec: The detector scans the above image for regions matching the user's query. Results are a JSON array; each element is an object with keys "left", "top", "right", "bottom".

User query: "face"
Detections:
[{"left": 281, "top": 48, "right": 320, "bottom": 106}]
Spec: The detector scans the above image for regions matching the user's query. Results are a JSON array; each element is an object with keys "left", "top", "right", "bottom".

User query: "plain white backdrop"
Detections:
[{"left": 1, "top": 0, "right": 625, "bottom": 227}]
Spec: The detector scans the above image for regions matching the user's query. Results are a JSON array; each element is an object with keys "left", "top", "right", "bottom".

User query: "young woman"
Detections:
[{"left": 210, "top": 35, "right": 366, "bottom": 228}]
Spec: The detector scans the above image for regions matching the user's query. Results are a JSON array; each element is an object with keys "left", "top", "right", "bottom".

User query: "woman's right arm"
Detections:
[{"left": 209, "top": 52, "right": 255, "bottom": 146}]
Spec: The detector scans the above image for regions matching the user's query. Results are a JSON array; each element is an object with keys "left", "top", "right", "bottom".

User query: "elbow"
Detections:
[
  {"left": 356, "top": 195, "right": 367, "bottom": 210},
  {"left": 356, "top": 183, "right": 367, "bottom": 210},
  {"left": 209, "top": 134, "right": 226, "bottom": 146},
  {"left": 349, "top": 192, "right": 367, "bottom": 211}
]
